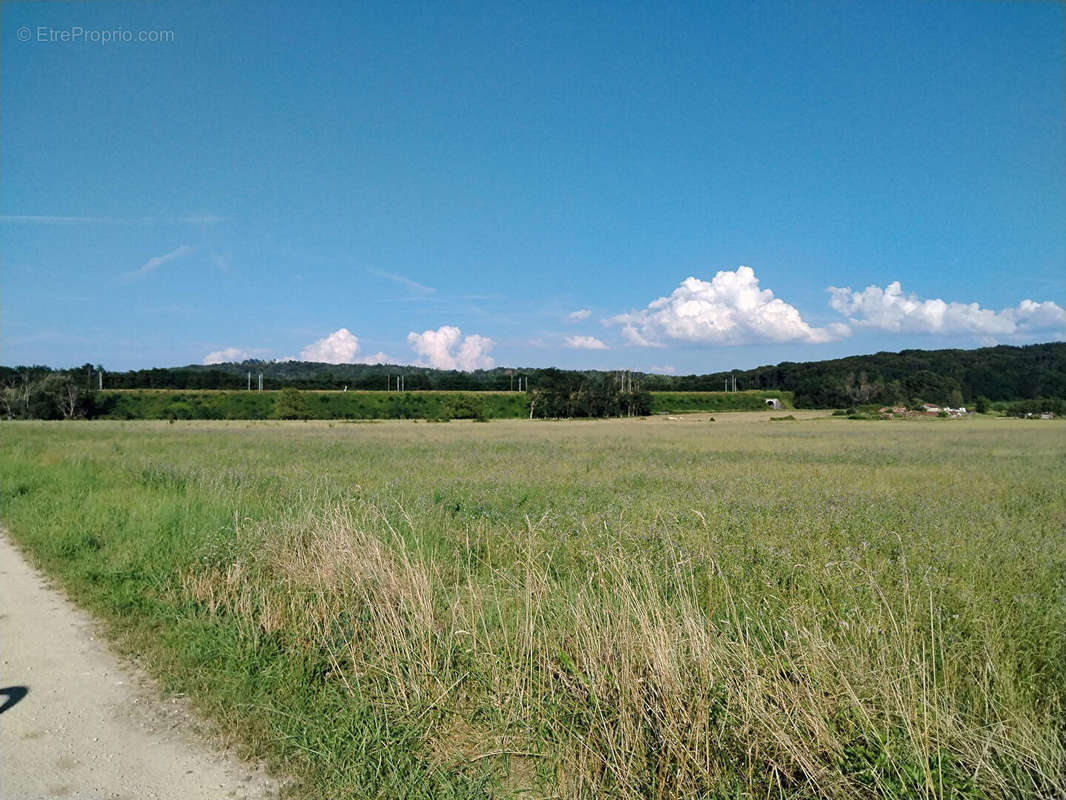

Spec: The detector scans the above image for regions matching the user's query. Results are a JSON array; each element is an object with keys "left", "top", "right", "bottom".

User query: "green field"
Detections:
[
  {"left": 1, "top": 414, "right": 1063, "bottom": 798},
  {"left": 87, "top": 388, "right": 792, "bottom": 420}
]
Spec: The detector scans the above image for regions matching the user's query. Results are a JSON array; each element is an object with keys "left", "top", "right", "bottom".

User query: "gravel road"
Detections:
[{"left": 0, "top": 532, "right": 285, "bottom": 800}]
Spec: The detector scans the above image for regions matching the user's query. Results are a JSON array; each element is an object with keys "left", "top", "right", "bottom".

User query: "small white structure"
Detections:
[{"left": 765, "top": 398, "right": 783, "bottom": 410}]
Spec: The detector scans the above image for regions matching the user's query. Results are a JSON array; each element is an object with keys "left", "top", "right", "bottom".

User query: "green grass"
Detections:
[
  {"left": 1, "top": 415, "right": 1063, "bottom": 798},
  {"left": 90, "top": 389, "right": 793, "bottom": 420},
  {"left": 650, "top": 389, "right": 794, "bottom": 413}
]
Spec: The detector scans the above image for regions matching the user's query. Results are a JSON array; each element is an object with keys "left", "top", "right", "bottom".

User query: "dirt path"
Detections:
[{"left": 0, "top": 532, "right": 285, "bottom": 800}]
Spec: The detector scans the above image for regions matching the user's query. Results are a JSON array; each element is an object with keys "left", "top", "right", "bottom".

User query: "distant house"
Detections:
[
  {"left": 764, "top": 398, "right": 783, "bottom": 410},
  {"left": 922, "top": 404, "right": 941, "bottom": 415}
]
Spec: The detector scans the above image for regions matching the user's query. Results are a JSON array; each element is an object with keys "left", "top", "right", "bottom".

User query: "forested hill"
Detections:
[
  {"left": 726, "top": 342, "right": 1066, "bottom": 407},
  {"left": 4, "top": 342, "right": 1064, "bottom": 408}
]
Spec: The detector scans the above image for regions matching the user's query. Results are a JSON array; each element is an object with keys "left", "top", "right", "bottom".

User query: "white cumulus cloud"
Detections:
[
  {"left": 565, "top": 335, "right": 607, "bottom": 350},
  {"left": 609, "top": 267, "right": 848, "bottom": 346},
  {"left": 407, "top": 326, "right": 494, "bottom": 371},
  {"left": 567, "top": 309, "right": 591, "bottom": 322},
  {"left": 300, "top": 328, "right": 361, "bottom": 363},
  {"left": 203, "top": 346, "right": 270, "bottom": 365},
  {"left": 827, "top": 281, "right": 1066, "bottom": 338}
]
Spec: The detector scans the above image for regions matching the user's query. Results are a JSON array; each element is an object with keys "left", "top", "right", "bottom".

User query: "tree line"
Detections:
[
  {"left": 527, "top": 370, "right": 652, "bottom": 419},
  {"left": 0, "top": 364, "right": 99, "bottom": 420},
  {"left": 2, "top": 342, "right": 1063, "bottom": 418}
]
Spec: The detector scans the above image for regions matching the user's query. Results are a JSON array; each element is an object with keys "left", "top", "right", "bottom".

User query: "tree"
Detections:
[
  {"left": 0, "top": 378, "right": 31, "bottom": 419},
  {"left": 527, "top": 370, "right": 651, "bottom": 419},
  {"left": 57, "top": 381, "right": 81, "bottom": 419}
]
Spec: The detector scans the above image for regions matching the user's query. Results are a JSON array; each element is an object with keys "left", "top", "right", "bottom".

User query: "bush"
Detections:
[
  {"left": 1003, "top": 397, "right": 1066, "bottom": 418},
  {"left": 272, "top": 388, "right": 312, "bottom": 420},
  {"left": 442, "top": 393, "right": 486, "bottom": 421}
]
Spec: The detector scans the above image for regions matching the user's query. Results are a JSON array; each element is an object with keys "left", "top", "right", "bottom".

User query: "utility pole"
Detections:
[
  {"left": 98, "top": 370, "right": 103, "bottom": 390},
  {"left": 258, "top": 373, "right": 263, "bottom": 391}
]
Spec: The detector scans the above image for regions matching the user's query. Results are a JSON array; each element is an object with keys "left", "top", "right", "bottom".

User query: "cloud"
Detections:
[
  {"left": 565, "top": 335, "right": 607, "bottom": 350},
  {"left": 407, "top": 326, "right": 494, "bottom": 370},
  {"left": 650, "top": 365, "right": 676, "bottom": 374},
  {"left": 211, "top": 252, "right": 231, "bottom": 272},
  {"left": 210, "top": 334, "right": 393, "bottom": 367},
  {"left": 609, "top": 267, "right": 848, "bottom": 346},
  {"left": 567, "top": 309, "right": 592, "bottom": 321},
  {"left": 124, "top": 244, "right": 194, "bottom": 278},
  {"left": 203, "top": 346, "right": 271, "bottom": 365},
  {"left": 354, "top": 351, "right": 393, "bottom": 365},
  {"left": 368, "top": 268, "right": 436, "bottom": 296},
  {"left": 300, "top": 328, "right": 362, "bottom": 363},
  {"left": 827, "top": 281, "right": 1066, "bottom": 338},
  {"left": 1, "top": 215, "right": 227, "bottom": 224}
]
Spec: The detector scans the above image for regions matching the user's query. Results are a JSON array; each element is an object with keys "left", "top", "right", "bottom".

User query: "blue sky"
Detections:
[{"left": 3, "top": 0, "right": 1063, "bottom": 374}]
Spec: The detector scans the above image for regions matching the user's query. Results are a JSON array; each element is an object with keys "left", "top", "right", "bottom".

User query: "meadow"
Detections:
[{"left": 0, "top": 413, "right": 1063, "bottom": 799}]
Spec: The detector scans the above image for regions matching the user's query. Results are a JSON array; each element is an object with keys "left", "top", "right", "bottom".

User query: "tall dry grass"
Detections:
[{"left": 183, "top": 502, "right": 1065, "bottom": 799}]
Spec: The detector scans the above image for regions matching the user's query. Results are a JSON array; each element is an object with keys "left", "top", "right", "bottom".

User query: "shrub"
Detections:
[
  {"left": 272, "top": 388, "right": 312, "bottom": 420},
  {"left": 443, "top": 393, "right": 486, "bottom": 421}
]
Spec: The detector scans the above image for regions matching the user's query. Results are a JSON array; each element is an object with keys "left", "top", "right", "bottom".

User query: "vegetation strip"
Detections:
[
  {"left": 3, "top": 341, "right": 1063, "bottom": 419},
  {"left": 1, "top": 416, "right": 1063, "bottom": 798}
]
